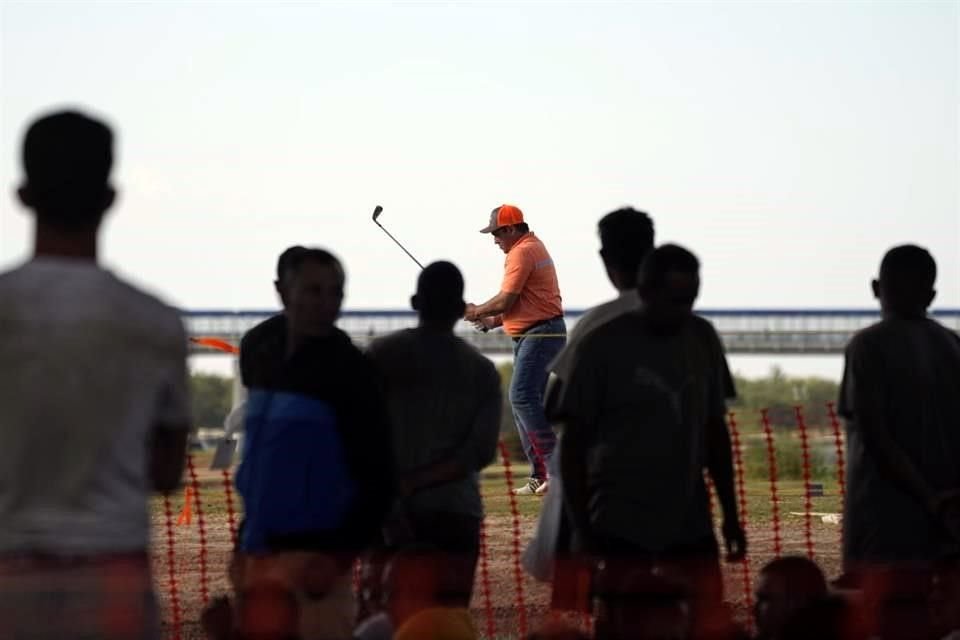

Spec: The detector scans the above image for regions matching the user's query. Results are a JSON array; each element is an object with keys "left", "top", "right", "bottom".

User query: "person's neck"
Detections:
[
  {"left": 882, "top": 308, "right": 927, "bottom": 321},
  {"left": 418, "top": 318, "right": 456, "bottom": 334},
  {"left": 33, "top": 222, "right": 98, "bottom": 261}
]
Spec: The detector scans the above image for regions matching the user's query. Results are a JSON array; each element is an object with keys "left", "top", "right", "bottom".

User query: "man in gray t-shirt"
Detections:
[
  {"left": 839, "top": 245, "right": 960, "bottom": 577},
  {"left": 559, "top": 245, "right": 745, "bottom": 640},
  {"left": 364, "top": 262, "right": 501, "bottom": 624}
]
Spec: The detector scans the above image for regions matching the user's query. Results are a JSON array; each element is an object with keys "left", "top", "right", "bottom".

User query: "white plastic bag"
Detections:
[{"left": 522, "top": 440, "right": 564, "bottom": 582}]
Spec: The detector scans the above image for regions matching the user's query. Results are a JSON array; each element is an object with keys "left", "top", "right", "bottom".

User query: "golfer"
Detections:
[{"left": 465, "top": 204, "right": 565, "bottom": 495}]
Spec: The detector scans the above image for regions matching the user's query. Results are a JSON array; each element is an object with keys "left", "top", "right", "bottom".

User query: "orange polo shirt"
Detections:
[{"left": 501, "top": 233, "right": 563, "bottom": 336}]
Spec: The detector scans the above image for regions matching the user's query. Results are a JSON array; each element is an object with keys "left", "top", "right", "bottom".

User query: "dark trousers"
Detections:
[
  {"left": 591, "top": 534, "right": 725, "bottom": 640},
  {"left": 359, "top": 510, "right": 481, "bottom": 623}
]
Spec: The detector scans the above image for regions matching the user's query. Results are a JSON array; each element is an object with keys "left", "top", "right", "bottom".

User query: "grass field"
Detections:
[{"left": 151, "top": 451, "right": 846, "bottom": 639}]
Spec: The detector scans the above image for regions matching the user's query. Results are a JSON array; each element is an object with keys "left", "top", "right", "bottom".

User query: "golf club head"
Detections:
[{"left": 372, "top": 205, "right": 383, "bottom": 223}]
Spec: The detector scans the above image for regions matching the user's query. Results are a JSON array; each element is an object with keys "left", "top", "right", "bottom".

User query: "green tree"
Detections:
[
  {"left": 730, "top": 366, "right": 839, "bottom": 430},
  {"left": 190, "top": 373, "right": 233, "bottom": 429}
]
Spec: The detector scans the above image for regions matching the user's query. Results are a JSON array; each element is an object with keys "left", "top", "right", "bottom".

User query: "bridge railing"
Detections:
[{"left": 182, "top": 309, "right": 960, "bottom": 355}]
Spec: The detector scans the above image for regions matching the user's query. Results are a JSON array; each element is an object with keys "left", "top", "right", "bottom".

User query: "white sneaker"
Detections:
[
  {"left": 513, "top": 478, "right": 543, "bottom": 496},
  {"left": 534, "top": 479, "right": 550, "bottom": 495}
]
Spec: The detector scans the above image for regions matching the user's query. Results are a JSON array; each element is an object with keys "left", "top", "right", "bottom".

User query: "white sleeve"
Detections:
[{"left": 223, "top": 401, "right": 246, "bottom": 438}]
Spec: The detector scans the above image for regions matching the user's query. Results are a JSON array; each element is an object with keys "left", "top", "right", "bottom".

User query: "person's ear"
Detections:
[
  {"left": 410, "top": 294, "right": 420, "bottom": 311},
  {"left": 925, "top": 288, "right": 936, "bottom": 309},
  {"left": 101, "top": 185, "right": 116, "bottom": 213},
  {"left": 871, "top": 279, "right": 880, "bottom": 300},
  {"left": 16, "top": 184, "right": 32, "bottom": 209},
  {"left": 455, "top": 300, "right": 466, "bottom": 316}
]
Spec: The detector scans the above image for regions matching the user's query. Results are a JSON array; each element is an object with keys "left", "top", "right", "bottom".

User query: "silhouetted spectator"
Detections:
[
  {"left": 223, "top": 245, "right": 308, "bottom": 457},
  {"left": 238, "top": 245, "right": 309, "bottom": 369},
  {"left": 549, "top": 207, "right": 655, "bottom": 391},
  {"left": 234, "top": 248, "right": 396, "bottom": 640},
  {"left": 838, "top": 246, "right": 960, "bottom": 582},
  {"left": 0, "top": 110, "right": 191, "bottom": 639},
  {"left": 754, "top": 556, "right": 827, "bottom": 640},
  {"left": 526, "top": 207, "right": 655, "bottom": 605},
  {"left": 557, "top": 244, "right": 746, "bottom": 640},
  {"left": 465, "top": 204, "right": 566, "bottom": 495},
  {"left": 363, "top": 262, "right": 501, "bottom": 617}
]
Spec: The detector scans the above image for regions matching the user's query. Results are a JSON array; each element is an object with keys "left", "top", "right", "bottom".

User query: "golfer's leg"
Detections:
[
  {"left": 510, "top": 400, "right": 537, "bottom": 479},
  {"left": 510, "top": 335, "right": 556, "bottom": 480}
]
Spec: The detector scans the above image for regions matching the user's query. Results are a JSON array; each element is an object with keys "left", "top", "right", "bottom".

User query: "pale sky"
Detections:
[{"left": 2, "top": 1, "right": 958, "bottom": 379}]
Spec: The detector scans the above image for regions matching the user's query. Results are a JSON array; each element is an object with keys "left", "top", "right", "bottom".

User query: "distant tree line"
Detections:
[
  {"left": 190, "top": 373, "right": 233, "bottom": 430},
  {"left": 191, "top": 366, "right": 842, "bottom": 479}
]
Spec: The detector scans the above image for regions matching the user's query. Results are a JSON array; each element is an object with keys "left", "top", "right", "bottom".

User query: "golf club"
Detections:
[
  {"left": 371, "top": 205, "right": 424, "bottom": 270},
  {"left": 371, "top": 205, "right": 488, "bottom": 332}
]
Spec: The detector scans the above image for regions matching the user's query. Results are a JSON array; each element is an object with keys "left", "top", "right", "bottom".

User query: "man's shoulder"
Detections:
[
  {"left": 74, "top": 268, "right": 185, "bottom": 339},
  {"left": 330, "top": 329, "right": 375, "bottom": 373},
  {"left": 368, "top": 327, "right": 417, "bottom": 352},
  {"left": 241, "top": 314, "right": 285, "bottom": 349},
  {"left": 845, "top": 319, "right": 904, "bottom": 356},
  {"left": 587, "top": 294, "right": 638, "bottom": 324},
  {"left": 577, "top": 311, "right": 643, "bottom": 353},
  {"left": 513, "top": 233, "right": 550, "bottom": 258},
  {"left": 690, "top": 313, "right": 721, "bottom": 338},
  {"left": 687, "top": 314, "right": 726, "bottom": 352},
  {"left": 0, "top": 261, "right": 178, "bottom": 321}
]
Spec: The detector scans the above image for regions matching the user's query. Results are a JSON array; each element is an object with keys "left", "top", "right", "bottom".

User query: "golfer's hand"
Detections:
[
  {"left": 464, "top": 303, "right": 480, "bottom": 321},
  {"left": 722, "top": 518, "right": 747, "bottom": 562},
  {"left": 470, "top": 317, "right": 496, "bottom": 332}
]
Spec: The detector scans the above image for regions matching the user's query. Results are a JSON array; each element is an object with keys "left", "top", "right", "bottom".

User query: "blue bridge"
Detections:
[{"left": 184, "top": 309, "right": 960, "bottom": 356}]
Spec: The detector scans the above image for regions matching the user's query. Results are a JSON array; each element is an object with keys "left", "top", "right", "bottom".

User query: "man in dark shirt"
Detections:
[
  {"left": 837, "top": 245, "right": 960, "bottom": 637},
  {"left": 839, "top": 245, "right": 960, "bottom": 571},
  {"left": 558, "top": 245, "right": 745, "bottom": 640},
  {"left": 237, "top": 245, "right": 307, "bottom": 365},
  {"left": 363, "top": 262, "right": 501, "bottom": 624},
  {"left": 235, "top": 247, "right": 395, "bottom": 640}
]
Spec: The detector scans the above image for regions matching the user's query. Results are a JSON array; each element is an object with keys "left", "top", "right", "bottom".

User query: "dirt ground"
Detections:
[{"left": 152, "top": 507, "right": 843, "bottom": 640}]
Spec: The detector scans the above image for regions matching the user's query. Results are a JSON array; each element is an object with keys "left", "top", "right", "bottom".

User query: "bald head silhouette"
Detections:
[{"left": 412, "top": 261, "right": 466, "bottom": 328}]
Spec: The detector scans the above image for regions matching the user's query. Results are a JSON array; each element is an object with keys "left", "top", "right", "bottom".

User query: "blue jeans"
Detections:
[{"left": 510, "top": 317, "right": 566, "bottom": 481}]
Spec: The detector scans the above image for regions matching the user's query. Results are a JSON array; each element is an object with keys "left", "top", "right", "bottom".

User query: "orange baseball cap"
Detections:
[{"left": 480, "top": 204, "right": 524, "bottom": 233}]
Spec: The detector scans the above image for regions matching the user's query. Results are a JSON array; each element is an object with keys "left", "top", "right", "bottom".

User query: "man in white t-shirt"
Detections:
[{"left": 0, "top": 110, "right": 191, "bottom": 640}]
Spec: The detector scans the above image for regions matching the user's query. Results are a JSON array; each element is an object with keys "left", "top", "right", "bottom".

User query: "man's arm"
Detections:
[
  {"left": 705, "top": 411, "right": 745, "bottom": 560},
  {"left": 151, "top": 323, "right": 192, "bottom": 493},
  {"left": 555, "top": 342, "right": 602, "bottom": 550},
  {"left": 466, "top": 246, "right": 531, "bottom": 322},
  {"left": 465, "top": 292, "right": 519, "bottom": 321},
  {"left": 401, "top": 364, "right": 502, "bottom": 495},
  {"left": 701, "top": 320, "right": 745, "bottom": 560},
  {"left": 844, "top": 344, "right": 938, "bottom": 515},
  {"left": 151, "top": 428, "right": 189, "bottom": 493},
  {"left": 560, "top": 418, "right": 593, "bottom": 547}
]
